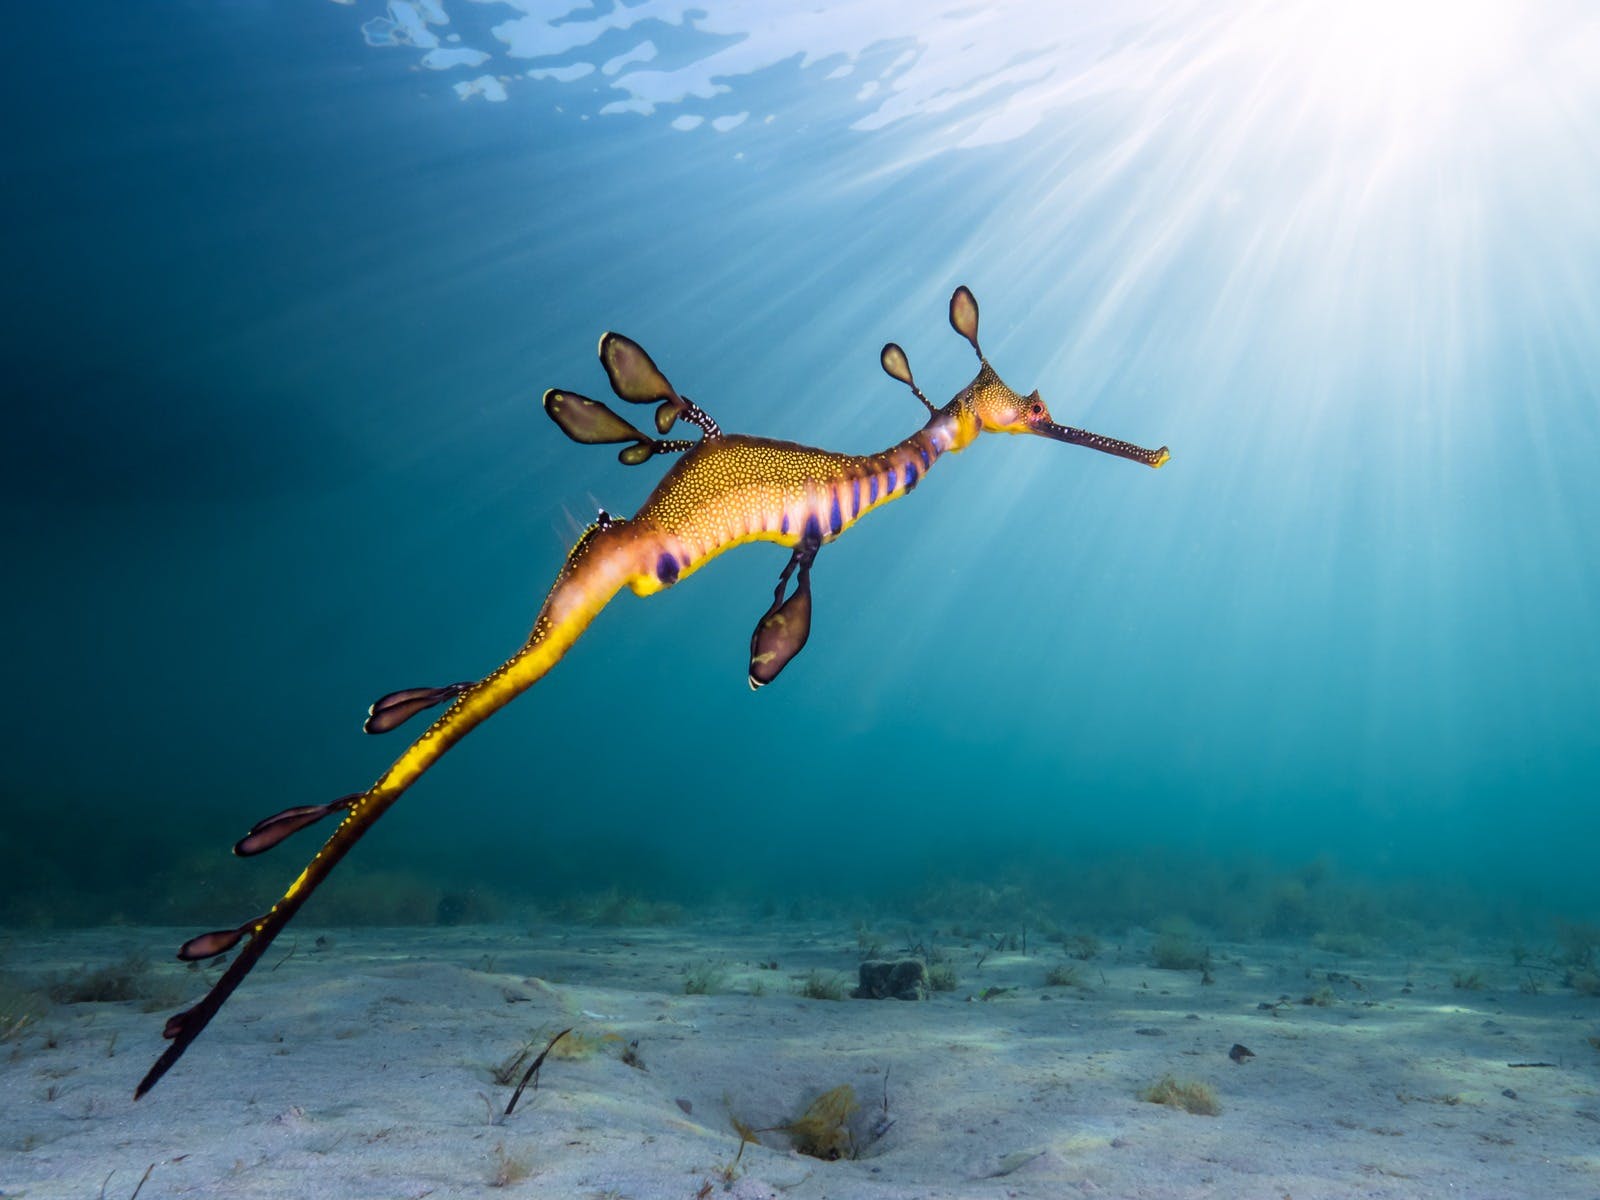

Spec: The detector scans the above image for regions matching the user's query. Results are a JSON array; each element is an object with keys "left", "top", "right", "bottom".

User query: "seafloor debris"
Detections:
[
  {"left": 853, "top": 959, "right": 927, "bottom": 1000},
  {"left": 502, "top": 1027, "right": 571, "bottom": 1118},
  {"left": 779, "top": 1084, "right": 859, "bottom": 1159},
  {"left": 1140, "top": 1075, "right": 1221, "bottom": 1116}
]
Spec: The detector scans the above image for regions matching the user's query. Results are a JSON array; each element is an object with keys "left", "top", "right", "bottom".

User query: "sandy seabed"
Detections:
[{"left": 2, "top": 919, "right": 1598, "bottom": 1199}]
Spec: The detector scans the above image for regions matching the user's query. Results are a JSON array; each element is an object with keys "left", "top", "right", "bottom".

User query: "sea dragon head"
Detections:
[{"left": 882, "top": 286, "right": 1170, "bottom": 468}]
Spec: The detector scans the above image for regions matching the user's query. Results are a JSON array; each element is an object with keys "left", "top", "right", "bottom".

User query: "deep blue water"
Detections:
[{"left": 4, "top": 0, "right": 1597, "bottom": 935}]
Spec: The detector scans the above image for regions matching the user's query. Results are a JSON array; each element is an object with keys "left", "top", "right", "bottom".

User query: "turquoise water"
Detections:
[{"left": 4, "top": 1, "right": 1598, "bottom": 937}]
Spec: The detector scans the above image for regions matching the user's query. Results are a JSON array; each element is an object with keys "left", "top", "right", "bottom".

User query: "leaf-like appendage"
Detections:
[
  {"left": 748, "top": 584, "right": 813, "bottom": 689},
  {"left": 599, "top": 332, "right": 678, "bottom": 405},
  {"left": 544, "top": 389, "right": 647, "bottom": 446},
  {"left": 177, "top": 926, "right": 247, "bottom": 961},
  {"left": 654, "top": 399, "right": 680, "bottom": 434},
  {"left": 880, "top": 342, "right": 914, "bottom": 387},
  {"left": 949, "top": 286, "right": 981, "bottom": 356}
]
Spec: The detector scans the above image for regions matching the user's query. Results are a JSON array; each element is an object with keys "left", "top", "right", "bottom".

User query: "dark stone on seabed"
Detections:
[{"left": 854, "top": 959, "right": 928, "bottom": 1001}]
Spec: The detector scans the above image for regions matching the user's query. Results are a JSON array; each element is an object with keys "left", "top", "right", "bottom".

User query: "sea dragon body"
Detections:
[{"left": 136, "top": 287, "right": 1167, "bottom": 1098}]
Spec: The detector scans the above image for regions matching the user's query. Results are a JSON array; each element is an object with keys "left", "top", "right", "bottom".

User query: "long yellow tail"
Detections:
[{"left": 136, "top": 527, "right": 636, "bottom": 1097}]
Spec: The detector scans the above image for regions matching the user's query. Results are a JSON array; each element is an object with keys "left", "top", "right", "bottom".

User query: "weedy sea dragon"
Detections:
[{"left": 136, "top": 287, "right": 1168, "bottom": 1098}]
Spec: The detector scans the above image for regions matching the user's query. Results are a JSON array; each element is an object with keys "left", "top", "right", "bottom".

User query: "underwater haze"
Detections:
[{"left": 5, "top": 0, "right": 1600, "bottom": 944}]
